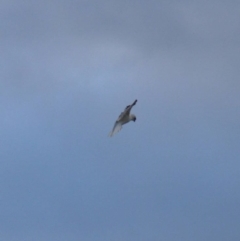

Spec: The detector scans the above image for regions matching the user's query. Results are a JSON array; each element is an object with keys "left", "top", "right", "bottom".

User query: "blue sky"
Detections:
[{"left": 1, "top": 1, "right": 240, "bottom": 240}]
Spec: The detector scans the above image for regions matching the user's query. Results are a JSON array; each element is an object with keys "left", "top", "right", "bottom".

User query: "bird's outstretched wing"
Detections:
[
  {"left": 117, "top": 99, "right": 137, "bottom": 121},
  {"left": 109, "top": 121, "right": 122, "bottom": 137}
]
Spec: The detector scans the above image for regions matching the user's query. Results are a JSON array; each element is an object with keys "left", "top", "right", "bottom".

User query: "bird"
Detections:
[{"left": 109, "top": 99, "right": 137, "bottom": 137}]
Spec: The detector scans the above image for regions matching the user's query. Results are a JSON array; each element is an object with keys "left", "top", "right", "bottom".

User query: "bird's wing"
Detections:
[
  {"left": 117, "top": 99, "right": 137, "bottom": 120},
  {"left": 109, "top": 121, "right": 122, "bottom": 137}
]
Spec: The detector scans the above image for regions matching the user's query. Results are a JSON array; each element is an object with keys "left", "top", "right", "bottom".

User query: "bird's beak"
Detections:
[{"left": 133, "top": 117, "right": 136, "bottom": 122}]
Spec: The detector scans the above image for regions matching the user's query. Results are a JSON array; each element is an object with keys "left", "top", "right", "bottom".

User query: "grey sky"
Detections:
[{"left": 1, "top": 1, "right": 240, "bottom": 240}]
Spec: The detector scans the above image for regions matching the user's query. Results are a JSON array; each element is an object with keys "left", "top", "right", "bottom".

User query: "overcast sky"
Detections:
[{"left": 1, "top": 1, "right": 240, "bottom": 240}]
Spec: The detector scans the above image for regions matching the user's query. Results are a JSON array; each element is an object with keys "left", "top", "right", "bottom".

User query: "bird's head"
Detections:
[{"left": 130, "top": 114, "right": 137, "bottom": 122}]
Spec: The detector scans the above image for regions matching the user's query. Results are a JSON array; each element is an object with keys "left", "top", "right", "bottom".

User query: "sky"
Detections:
[{"left": 1, "top": 0, "right": 240, "bottom": 240}]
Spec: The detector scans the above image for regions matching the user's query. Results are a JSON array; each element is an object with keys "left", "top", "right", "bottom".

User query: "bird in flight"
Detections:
[{"left": 109, "top": 99, "right": 137, "bottom": 137}]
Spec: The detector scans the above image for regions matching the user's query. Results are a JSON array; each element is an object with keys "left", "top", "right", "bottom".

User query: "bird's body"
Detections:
[{"left": 109, "top": 99, "right": 137, "bottom": 137}]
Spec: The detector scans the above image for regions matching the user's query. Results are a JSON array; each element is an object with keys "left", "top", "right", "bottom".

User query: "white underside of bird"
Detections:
[{"left": 109, "top": 99, "right": 137, "bottom": 137}]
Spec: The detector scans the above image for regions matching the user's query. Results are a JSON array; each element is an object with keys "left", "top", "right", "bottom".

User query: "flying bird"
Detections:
[{"left": 109, "top": 99, "right": 137, "bottom": 137}]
